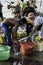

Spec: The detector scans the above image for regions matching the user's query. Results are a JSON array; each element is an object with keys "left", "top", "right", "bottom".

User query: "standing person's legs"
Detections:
[{"left": 1, "top": 23, "right": 14, "bottom": 52}]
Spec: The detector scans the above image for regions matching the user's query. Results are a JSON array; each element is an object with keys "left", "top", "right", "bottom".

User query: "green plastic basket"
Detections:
[{"left": 0, "top": 45, "right": 11, "bottom": 61}]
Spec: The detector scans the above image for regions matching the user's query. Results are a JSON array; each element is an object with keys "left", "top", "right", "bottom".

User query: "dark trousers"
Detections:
[{"left": 1, "top": 23, "right": 12, "bottom": 47}]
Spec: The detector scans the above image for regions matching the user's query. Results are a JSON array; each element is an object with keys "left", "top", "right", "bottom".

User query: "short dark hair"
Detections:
[
  {"left": 23, "top": 7, "right": 36, "bottom": 16},
  {"left": 27, "top": 7, "right": 36, "bottom": 15}
]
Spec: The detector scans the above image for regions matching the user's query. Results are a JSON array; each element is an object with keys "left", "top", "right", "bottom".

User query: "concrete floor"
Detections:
[{"left": 0, "top": 51, "right": 43, "bottom": 65}]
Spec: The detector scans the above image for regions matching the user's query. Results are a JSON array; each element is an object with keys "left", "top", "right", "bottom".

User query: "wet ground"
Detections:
[{"left": 0, "top": 51, "right": 43, "bottom": 65}]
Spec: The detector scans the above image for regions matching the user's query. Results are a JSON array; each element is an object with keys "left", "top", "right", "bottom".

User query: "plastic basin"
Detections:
[{"left": 0, "top": 45, "right": 11, "bottom": 61}]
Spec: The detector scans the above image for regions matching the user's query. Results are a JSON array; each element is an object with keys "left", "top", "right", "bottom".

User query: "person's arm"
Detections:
[
  {"left": 29, "top": 25, "right": 39, "bottom": 37},
  {"left": 4, "top": 18, "right": 19, "bottom": 26},
  {"left": 5, "top": 18, "right": 14, "bottom": 25}
]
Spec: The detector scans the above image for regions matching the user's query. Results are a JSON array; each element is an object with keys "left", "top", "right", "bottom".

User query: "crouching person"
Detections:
[{"left": 1, "top": 18, "right": 19, "bottom": 53}]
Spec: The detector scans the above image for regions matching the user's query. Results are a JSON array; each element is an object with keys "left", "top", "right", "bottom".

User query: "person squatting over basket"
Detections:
[{"left": 28, "top": 11, "right": 43, "bottom": 40}]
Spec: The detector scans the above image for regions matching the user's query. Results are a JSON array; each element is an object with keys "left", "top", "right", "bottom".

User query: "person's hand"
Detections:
[
  {"left": 12, "top": 39, "right": 18, "bottom": 44},
  {"left": 28, "top": 33, "right": 32, "bottom": 38},
  {"left": 15, "top": 21, "right": 19, "bottom": 28}
]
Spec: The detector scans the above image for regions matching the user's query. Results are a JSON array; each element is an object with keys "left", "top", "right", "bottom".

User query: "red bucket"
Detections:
[{"left": 20, "top": 41, "right": 35, "bottom": 55}]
